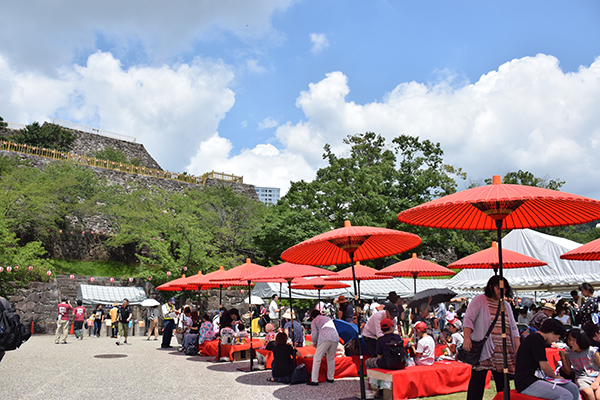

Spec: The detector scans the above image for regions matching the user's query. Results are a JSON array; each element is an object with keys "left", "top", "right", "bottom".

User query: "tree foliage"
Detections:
[
  {"left": 0, "top": 116, "right": 7, "bottom": 128},
  {"left": 11, "top": 122, "right": 76, "bottom": 152},
  {"left": 256, "top": 132, "right": 469, "bottom": 265},
  {"left": 484, "top": 170, "right": 565, "bottom": 190}
]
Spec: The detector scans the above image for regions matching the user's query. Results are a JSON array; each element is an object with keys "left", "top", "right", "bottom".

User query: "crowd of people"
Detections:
[{"left": 45, "top": 278, "right": 600, "bottom": 400}]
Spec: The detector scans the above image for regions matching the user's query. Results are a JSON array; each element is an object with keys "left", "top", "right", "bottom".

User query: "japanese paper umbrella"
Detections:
[
  {"left": 281, "top": 220, "right": 420, "bottom": 400},
  {"left": 448, "top": 241, "right": 547, "bottom": 270},
  {"left": 209, "top": 259, "right": 267, "bottom": 371},
  {"left": 156, "top": 275, "right": 191, "bottom": 291},
  {"left": 376, "top": 253, "right": 456, "bottom": 294},
  {"left": 289, "top": 276, "right": 350, "bottom": 304},
  {"left": 398, "top": 175, "right": 600, "bottom": 400},
  {"left": 246, "top": 262, "right": 336, "bottom": 364},
  {"left": 561, "top": 237, "right": 600, "bottom": 261},
  {"left": 323, "top": 261, "right": 391, "bottom": 299}
]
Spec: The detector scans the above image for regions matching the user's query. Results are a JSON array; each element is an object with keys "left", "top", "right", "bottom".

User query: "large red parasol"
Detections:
[
  {"left": 209, "top": 259, "right": 267, "bottom": 371},
  {"left": 323, "top": 261, "right": 391, "bottom": 298},
  {"left": 376, "top": 253, "right": 456, "bottom": 294},
  {"left": 156, "top": 274, "right": 193, "bottom": 291},
  {"left": 281, "top": 220, "right": 420, "bottom": 400},
  {"left": 246, "top": 263, "right": 335, "bottom": 364},
  {"left": 560, "top": 237, "right": 600, "bottom": 261},
  {"left": 398, "top": 175, "right": 600, "bottom": 400},
  {"left": 448, "top": 241, "right": 547, "bottom": 269},
  {"left": 290, "top": 276, "right": 350, "bottom": 305}
]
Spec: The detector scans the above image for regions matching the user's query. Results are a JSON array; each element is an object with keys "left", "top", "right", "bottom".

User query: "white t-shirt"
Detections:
[
  {"left": 269, "top": 300, "right": 279, "bottom": 319},
  {"left": 556, "top": 314, "right": 570, "bottom": 324},
  {"left": 370, "top": 301, "right": 380, "bottom": 314},
  {"left": 415, "top": 335, "right": 435, "bottom": 366},
  {"left": 451, "top": 332, "right": 464, "bottom": 348}
]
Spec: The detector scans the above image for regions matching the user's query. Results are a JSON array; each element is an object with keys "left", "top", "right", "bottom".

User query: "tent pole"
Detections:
[{"left": 288, "top": 278, "right": 296, "bottom": 365}]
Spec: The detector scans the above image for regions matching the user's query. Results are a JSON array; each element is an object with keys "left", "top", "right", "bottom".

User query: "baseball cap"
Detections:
[
  {"left": 384, "top": 302, "right": 399, "bottom": 318},
  {"left": 380, "top": 318, "right": 394, "bottom": 330},
  {"left": 415, "top": 321, "right": 427, "bottom": 332},
  {"left": 169, "top": 297, "right": 176, "bottom": 304}
]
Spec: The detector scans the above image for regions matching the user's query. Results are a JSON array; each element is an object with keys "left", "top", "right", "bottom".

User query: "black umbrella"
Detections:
[{"left": 407, "top": 288, "right": 457, "bottom": 310}]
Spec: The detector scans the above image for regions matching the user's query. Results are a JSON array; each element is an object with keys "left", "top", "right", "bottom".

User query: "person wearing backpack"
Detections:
[
  {"left": 0, "top": 296, "right": 31, "bottom": 362},
  {"left": 55, "top": 297, "right": 72, "bottom": 344},
  {"left": 365, "top": 318, "right": 406, "bottom": 370}
]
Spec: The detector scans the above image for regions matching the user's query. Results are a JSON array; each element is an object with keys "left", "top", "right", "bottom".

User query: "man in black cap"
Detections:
[{"left": 362, "top": 302, "right": 399, "bottom": 356}]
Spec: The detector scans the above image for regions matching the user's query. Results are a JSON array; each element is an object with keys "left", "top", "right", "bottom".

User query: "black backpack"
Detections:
[
  {"left": 383, "top": 335, "right": 407, "bottom": 370},
  {"left": 0, "top": 297, "right": 31, "bottom": 351}
]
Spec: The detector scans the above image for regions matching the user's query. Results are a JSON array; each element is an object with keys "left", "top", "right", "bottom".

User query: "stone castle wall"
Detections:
[{"left": 7, "top": 275, "right": 252, "bottom": 335}]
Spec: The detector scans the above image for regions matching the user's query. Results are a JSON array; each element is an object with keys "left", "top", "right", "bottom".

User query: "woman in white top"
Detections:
[{"left": 556, "top": 299, "right": 572, "bottom": 325}]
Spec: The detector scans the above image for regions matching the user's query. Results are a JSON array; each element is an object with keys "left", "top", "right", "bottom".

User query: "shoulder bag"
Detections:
[{"left": 457, "top": 300, "right": 501, "bottom": 366}]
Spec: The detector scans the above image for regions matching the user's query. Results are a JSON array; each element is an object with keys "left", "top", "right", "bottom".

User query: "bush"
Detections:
[{"left": 11, "top": 122, "right": 75, "bottom": 152}]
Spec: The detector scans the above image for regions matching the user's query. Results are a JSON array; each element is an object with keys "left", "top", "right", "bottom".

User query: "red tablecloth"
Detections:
[
  {"left": 296, "top": 345, "right": 372, "bottom": 382},
  {"left": 198, "top": 338, "right": 263, "bottom": 361},
  {"left": 368, "top": 361, "right": 491, "bottom": 400}
]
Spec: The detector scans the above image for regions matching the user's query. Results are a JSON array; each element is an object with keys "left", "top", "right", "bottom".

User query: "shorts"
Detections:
[
  {"left": 118, "top": 322, "right": 129, "bottom": 337},
  {"left": 577, "top": 376, "right": 597, "bottom": 390},
  {"left": 74, "top": 321, "right": 84, "bottom": 330}
]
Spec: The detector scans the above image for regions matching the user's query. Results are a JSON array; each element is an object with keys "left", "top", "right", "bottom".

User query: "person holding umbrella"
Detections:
[
  {"left": 307, "top": 309, "right": 339, "bottom": 386},
  {"left": 463, "top": 275, "right": 520, "bottom": 400}
]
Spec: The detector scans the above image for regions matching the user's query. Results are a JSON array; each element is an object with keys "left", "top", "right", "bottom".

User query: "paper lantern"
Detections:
[
  {"left": 47, "top": 270, "right": 52, "bottom": 276},
  {"left": 128, "top": 277, "right": 133, "bottom": 282},
  {"left": 59, "top": 230, "right": 62, "bottom": 233},
  {"left": 6, "top": 267, "right": 11, "bottom": 272},
  {"left": 81, "top": 231, "right": 85, "bottom": 235},
  {"left": 69, "top": 274, "right": 74, "bottom": 279},
  {"left": 109, "top": 277, "right": 114, "bottom": 282},
  {"left": 148, "top": 276, "right": 152, "bottom": 281},
  {"left": 183, "top": 267, "right": 188, "bottom": 271},
  {"left": 14, "top": 265, "right": 18, "bottom": 269},
  {"left": 28, "top": 266, "right": 33, "bottom": 271},
  {"left": 166, "top": 271, "right": 171, "bottom": 276},
  {"left": 0, "top": 267, "right": 3, "bottom": 272},
  {"left": 241, "top": 289, "right": 244, "bottom": 294},
  {"left": 90, "top": 277, "right": 95, "bottom": 282}
]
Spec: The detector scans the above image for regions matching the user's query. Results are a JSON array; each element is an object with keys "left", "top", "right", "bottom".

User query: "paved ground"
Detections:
[{"left": 0, "top": 335, "right": 363, "bottom": 400}]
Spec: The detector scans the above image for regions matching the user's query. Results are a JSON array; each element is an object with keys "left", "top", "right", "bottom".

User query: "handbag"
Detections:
[{"left": 457, "top": 300, "right": 501, "bottom": 366}]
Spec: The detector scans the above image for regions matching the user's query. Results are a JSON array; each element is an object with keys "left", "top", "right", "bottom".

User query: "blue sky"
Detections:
[{"left": 1, "top": 0, "right": 600, "bottom": 198}]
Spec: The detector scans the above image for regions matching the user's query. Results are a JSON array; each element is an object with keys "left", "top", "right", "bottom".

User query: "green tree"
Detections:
[
  {"left": 256, "top": 132, "right": 469, "bottom": 265},
  {"left": 11, "top": 122, "right": 76, "bottom": 152},
  {"left": 0, "top": 116, "right": 7, "bottom": 128},
  {"left": 484, "top": 170, "right": 565, "bottom": 190},
  {"left": 94, "top": 147, "right": 129, "bottom": 164}
]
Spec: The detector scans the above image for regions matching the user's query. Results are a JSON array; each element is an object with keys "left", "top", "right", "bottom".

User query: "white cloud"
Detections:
[
  {"left": 258, "top": 117, "right": 278, "bottom": 130},
  {"left": 186, "top": 135, "right": 314, "bottom": 194},
  {"left": 0, "top": 51, "right": 236, "bottom": 172},
  {"left": 275, "top": 54, "right": 600, "bottom": 199},
  {"left": 0, "top": 1, "right": 297, "bottom": 71},
  {"left": 246, "top": 59, "right": 267, "bottom": 74},
  {"left": 310, "top": 33, "right": 329, "bottom": 54}
]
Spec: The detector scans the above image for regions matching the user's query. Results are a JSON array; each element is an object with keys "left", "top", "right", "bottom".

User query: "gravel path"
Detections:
[{"left": 0, "top": 335, "right": 362, "bottom": 400}]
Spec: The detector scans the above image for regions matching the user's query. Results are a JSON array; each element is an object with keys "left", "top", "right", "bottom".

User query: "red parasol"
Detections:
[
  {"left": 398, "top": 175, "right": 600, "bottom": 400},
  {"left": 289, "top": 276, "right": 350, "bottom": 304},
  {"left": 376, "top": 253, "right": 456, "bottom": 294},
  {"left": 156, "top": 274, "right": 192, "bottom": 291},
  {"left": 323, "top": 261, "right": 391, "bottom": 298},
  {"left": 246, "top": 263, "right": 336, "bottom": 365},
  {"left": 208, "top": 259, "right": 267, "bottom": 372},
  {"left": 561, "top": 237, "right": 600, "bottom": 261},
  {"left": 449, "top": 241, "right": 547, "bottom": 269},
  {"left": 281, "top": 220, "right": 420, "bottom": 400}
]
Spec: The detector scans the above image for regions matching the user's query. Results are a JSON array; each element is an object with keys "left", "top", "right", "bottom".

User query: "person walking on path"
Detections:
[
  {"left": 109, "top": 303, "right": 119, "bottom": 338},
  {"left": 92, "top": 305, "right": 104, "bottom": 338},
  {"left": 147, "top": 305, "right": 160, "bottom": 340},
  {"left": 72, "top": 300, "right": 87, "bottom": 340},
  {"left": 115, "top": 299, "right": 132, "bottom": 346},
  {"left": 307, "top": 309, "right": 339, "bottom": 386},
  {"left": 55, "top": 297, "right": 72, "bottom": 344},
  {"left": 161, "top": 297, "right": 178, "bottom": 348}
]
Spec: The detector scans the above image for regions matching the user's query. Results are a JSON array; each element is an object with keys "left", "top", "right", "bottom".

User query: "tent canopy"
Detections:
[
  {"left": 77, "top": 284, "right": 148, "bottom": 305},
  {"left": 447, "top": 229, "right": 600, "bottom": 291}
]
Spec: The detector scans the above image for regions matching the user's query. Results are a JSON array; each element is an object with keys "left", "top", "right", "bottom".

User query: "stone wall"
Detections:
[{"left": 7, "top": 275, "right": 252, "bottom": 335}]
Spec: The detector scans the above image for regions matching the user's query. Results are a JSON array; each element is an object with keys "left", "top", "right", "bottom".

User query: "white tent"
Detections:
[{"left": 447, "top": 229, "right": 600, "bottom": 292}]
